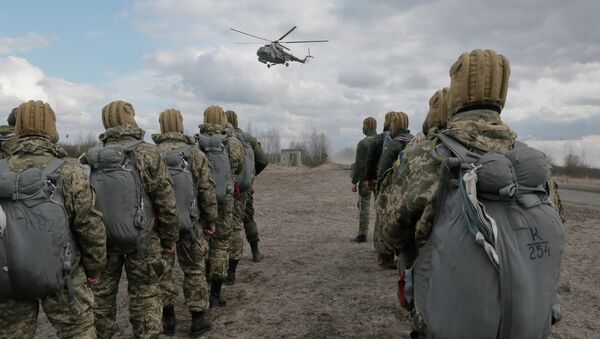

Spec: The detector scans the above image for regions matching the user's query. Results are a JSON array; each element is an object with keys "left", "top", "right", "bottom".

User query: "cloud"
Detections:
[
  {"left": 0, "top": 33, "right": 54, "bottom": 55},
  {"left": 525, "top": 135, "right": 600, "bottom": 167}
]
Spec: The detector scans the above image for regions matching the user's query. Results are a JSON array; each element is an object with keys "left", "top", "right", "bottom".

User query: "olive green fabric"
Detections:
[
  {"left": 377, "top": 129, "right": 413, "bottom": 185},
  {"left": 14, "top": 100, "right": 59, "bottom": 143},
  {"left": 101, "top": 100, "right": 137, "bottom": 129},
  {"left": 159, "top": 109, "right": 184, "bottom": 134},
  {"left": 204, "top": 105, "right": 227, "bottom": 126},
  {"left": 352, "top": 129, "right": 376, "bottom": 184}
]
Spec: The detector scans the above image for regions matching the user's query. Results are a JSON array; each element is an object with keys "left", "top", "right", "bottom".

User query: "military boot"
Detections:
[
  {"left": 162, "top": 304, "right": 176, "bottom": 336},
  {"left": 209, "top": 279, "right": 226, "bottom": 307},
  {"left": 250, "top": 240, "right": 264, "bottom": 262},
  {"left": 190, "top": 311, "right": 212, "bottom": 337},
  {"left": 351, "top": 234, "right": 367, "bottom": 243},
  {"left": 224, "top": 259, "right": 238, "bottom": 285}
]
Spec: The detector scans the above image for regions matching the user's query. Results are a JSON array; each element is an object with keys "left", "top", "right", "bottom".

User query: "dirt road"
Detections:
[{"left": 36, "top": 165, "right": 599, "bottom": 338}]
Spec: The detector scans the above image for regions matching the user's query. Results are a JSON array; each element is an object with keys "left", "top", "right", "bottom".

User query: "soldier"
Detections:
[
  {"left": 0, "top": 100, "right": 107, "bottom": 338},
  {"left": 0, "top": 108, "right": 17, "bottom": 158},
  {"left": 363, "top": 111, "right": 394, "bottom": 192},
  {"left": 152, "top": 109, "right": 218, "bottom": 336},
  {"left": 350, "top": 117, "right": 377, "bottom": 243},
  {"left": 87, "top": 100, "right": 179, "bottom": 339},
  {"left": 378, "top": 49, "right": 564, "bottom": 337},
  {"left": 196, "top": 105, "right": 245, "bottom": 306},
  {"left": 224, "top": 110, "right": 268, "bottom": 284}
]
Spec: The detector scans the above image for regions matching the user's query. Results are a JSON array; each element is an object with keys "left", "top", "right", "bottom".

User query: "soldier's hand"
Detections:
[
  {"left": 203, "top": 225, "right": 216, "bottom": 237},
  {"left": 366, "top": 181, "right": 375, "bottom": 192},
  {"left": 163, "top": 245, "right": 176, "bottom": 254},
  {"left": 377, "top": 254, "right": 394, "bottom": 268},
  {"left": 234, "top": 182, "right": 241, "bottom": 198},
  {"left": 86, "top": 276, "right": 101, "bottom": 286},
  {"left": 352, "top": 184, "right": 357, "bottom": 193}
]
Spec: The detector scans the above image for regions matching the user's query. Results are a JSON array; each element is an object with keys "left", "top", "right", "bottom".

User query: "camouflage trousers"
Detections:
[
  {"left": 229, "top": 191, "right": 249, "bottom": 261},
  {"left": 0, "top": 265, "right": 95, "bottom": 339},
  {"left": 357, "top": 181, "right": 375, "bottom": 236},
  {"left": 92, "top": 232, "right": 166, "bottom": 339},
  {"left": 159, "top": 234, "right": 210, "bottom": 313},
  {"left": 243, "top": 188, "right": 260, "bottom": 243},
  {"left": 208, "top": 195, "right": 234, "bottom": 281}
]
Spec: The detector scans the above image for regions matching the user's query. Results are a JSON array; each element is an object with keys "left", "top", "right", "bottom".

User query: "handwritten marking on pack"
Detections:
[{"left": 527, "top": 241, "right": 550, "bottom": 260}]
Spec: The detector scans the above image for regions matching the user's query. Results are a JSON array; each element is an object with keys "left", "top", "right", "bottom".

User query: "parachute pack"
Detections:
[
  {"left": 234, "top": 131, "right": 255, "bottom": 191},
  {"left": 406, "top": 134, "right": 565, "bottom": 339},
  {"left": 196, "top": 133, "right": 232, "bottom": 206},
  {"left": 0, "top": 158, "right": 78, "bottom": 299},
  {"left": 161, "top": 146, "right": 199, "bottom": 238},
  {"left": 85, "top": 141, "right": 155, "bottom": 247}
]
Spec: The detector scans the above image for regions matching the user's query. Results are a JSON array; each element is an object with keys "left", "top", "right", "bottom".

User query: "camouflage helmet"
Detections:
[
  {"left": 14, "top": 100, "right": 59, "bottom": 143},
  {"left": 159, "top": 108, "right": 184, "bottom": 134},
  {"left": 423, "top": 87, "right": 450, "bottom": 135},
  {"left": 101, "top": 100, "right": 137, "bottom": 129},
  {"left": 362, "top": 117, "right": 377, "bottom": 135},
  {"left": 7, "top": 107, "right": 17, "bottom": 127},
  {"left": 204, "top": 105, "right": 227, "bottom": 126},
  {"left": 390, "top": 111, "right": 409, "bottom": 134},
  {"left": 447, "top": 49, "right": 510, "bottom": 115},
  {"left": 225, "top": 110, "right": 238, "bottom": 128}
]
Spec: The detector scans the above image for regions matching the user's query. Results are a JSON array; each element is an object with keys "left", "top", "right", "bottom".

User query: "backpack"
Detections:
[
  {"left": 406, "top": 134, "right": 564, "bottom": 339},
  {"left": 85, "top": 141, "right": 155, "bottom": 247},
  {"left": 161, "top": 146, "right": 199, "bottom": 238},
  {"left": 0, "top": 158, "right": 78, "bottom": 299},
  {"left": 235, "top": 131, "right": 255, "bottom": 191},
  {"left": 196, "top": 133, "right": 232, "bottom": 206}
]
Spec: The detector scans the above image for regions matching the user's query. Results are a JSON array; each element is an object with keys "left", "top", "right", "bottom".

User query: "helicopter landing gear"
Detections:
[{"left": 285, "top": 62, "right": 289, "bottom": 67}]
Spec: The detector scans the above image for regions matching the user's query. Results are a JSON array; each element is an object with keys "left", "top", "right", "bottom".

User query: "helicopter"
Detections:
[{"left": 230, "top": 26, "right": 328, "bottom": 68}]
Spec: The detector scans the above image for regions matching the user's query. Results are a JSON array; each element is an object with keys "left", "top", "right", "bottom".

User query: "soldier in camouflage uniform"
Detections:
[
  {"left": 351, "top": 117, "right": 377, "bottom": 243},
  {"left": 0, "top": 108, "right": 17, "bottom": 159},
  {"left": 153, "top": 109, "right": 218, "bottom": 336},
  {"left": 197, "top": 105, "right": 245, "bottom": 307},
  {"left": 224, "top": 110, "right": 268, "bottom": 284},
  {"left": 0, "top": 100, "right": 107, "bottom": 339},
  {"left": 89, "top": 100, "right": 179, "bottom": 339}
]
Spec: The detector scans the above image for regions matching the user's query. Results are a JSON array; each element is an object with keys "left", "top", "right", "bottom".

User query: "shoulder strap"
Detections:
[
  {"left": 43, "top": 158, "right": 66, "bottom": 178},
  {"left": 0, "top": 159, "right": 9, "bottom": 174},
  {"left": 513, "top": 141, "right": 528, "bottom": 149},
  {"left": 436, "top": 133, "right": 480, "bottom": 165},
  {"left": 122, "top": 140, "right": 144, "bottom": 152}
]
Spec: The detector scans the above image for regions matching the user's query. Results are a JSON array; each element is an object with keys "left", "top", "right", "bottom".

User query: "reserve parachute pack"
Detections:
[
  {"left": 0, "top": 158, "right": 78, "bottom": 299},
  {"left": 196, "top": 133, "right": 232, "bottom": 205},
  {"left": 161, "top": 146, "right": 199, "bottom": 238},
  {"left": 234, "top": 131, "right": 255, "bottom": 191},
  {"left": 85, "top": 141, "right": 155, "bottom": 247},
  {"left": 406, "top": 134, "right": 565, "bottom": 339}
]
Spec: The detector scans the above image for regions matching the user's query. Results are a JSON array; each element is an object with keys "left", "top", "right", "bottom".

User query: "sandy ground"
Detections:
[{"left": 35, "top": 164, "right": 599, "bottom": 338}]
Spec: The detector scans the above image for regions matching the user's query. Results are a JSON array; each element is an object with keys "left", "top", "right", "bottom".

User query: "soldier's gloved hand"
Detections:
[
  {"left": 87, "top": 276, "right": 101, "bottom": 286},
  {"left": 203, "top": 225, "right": 216, "bottom": 237},
  {"left": 366, "top": 180, "right": 375, "bottom": 192},
  {"left": 377, "top": 253, "right": 394, "bottom": 268},
  {"left": 163, "top": 245, "right": 176, "bottom": 254},
  {"left": 352, "top": 184, "right": 357, "bottom": 193},
  {"left": 234, "top": 182, "right": 241, "bottom": 198}
]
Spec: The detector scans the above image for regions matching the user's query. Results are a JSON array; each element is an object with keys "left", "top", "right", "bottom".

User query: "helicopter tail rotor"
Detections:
[{"left": 303, "top": 48, "right": 314, "bottom": 64}]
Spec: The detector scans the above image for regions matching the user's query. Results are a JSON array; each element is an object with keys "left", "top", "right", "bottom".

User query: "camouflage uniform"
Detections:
[
  {"left": 0, "top": 136, "right": 107, "bottom": 339},
  {"left": 242, "top": 132, "right": 268, "bottom": 246},
  {"left": 152, "top": 132, "right": 218, "bottom": 314},
  {"left": 363, "top": 130, "right": 387, "bottom": 184},
  {"left": 352, "top": 130, "right": 377, "bottom": 237},
  {"left": 0, "top": 125, "right": 16, "bottom": 159},
  {"left": 198, "top": 123, "right": 245, "bottom": 281},
  {"left": 90, "top": 126, "right": 179, "bottom": 339}
]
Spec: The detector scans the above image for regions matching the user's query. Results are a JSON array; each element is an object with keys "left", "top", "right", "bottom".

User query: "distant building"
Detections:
[{"left": 280, "top": 149, "right": 303, "bottom": 166}]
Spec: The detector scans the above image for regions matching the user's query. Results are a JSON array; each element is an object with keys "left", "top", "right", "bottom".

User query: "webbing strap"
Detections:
[
  {"left": 43, "top": 158, "right": 66, "bottom": 178},
  {"left": 0, "top": 159, "right": 9, "bottom": 174},
  {"left": 436, "top": 133, "right": 480, "bottom": 164},
  {"left": 122, "top": 140, "right": 144, "bottom": 152}
]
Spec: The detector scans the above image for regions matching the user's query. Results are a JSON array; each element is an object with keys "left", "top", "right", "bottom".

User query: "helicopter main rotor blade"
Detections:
[
  {"left": 275, "top": 42, "right": 290, "bottom": 51},
  {"left": 234, "top": 42, "right": 266, "bottom": 44},
  {"left": 275, "top": 26, "right": 297, "bottom": 42},
  {"left": 230, "top": 28, "right": 272, "bottom": 42},
  {"left": 279, "top": 40, "right": 329, "bottom": 44}
]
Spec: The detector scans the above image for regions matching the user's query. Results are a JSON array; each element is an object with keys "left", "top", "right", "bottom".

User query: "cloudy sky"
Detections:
[{"left": 1, "top": 0, "right": 599, "bottom": 165}]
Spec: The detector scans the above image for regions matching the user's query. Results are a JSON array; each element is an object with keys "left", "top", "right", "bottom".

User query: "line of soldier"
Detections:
[
  {"left": 0, "top": 100, "right": 268, "bottom": 338},
  {"left": 352, "top": 49, "right": 566, "bottom": 338}
]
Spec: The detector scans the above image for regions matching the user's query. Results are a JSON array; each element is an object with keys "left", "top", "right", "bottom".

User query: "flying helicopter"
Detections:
[{"left": 230, "top": 26, "right": 328, "bottom": 68}]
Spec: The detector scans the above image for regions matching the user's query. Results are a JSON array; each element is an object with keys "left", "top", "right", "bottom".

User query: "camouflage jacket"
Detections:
[
  {"left": 378, "top": 109, "right": 517, "bottom": 258},
  {"left": 198, "top": 123, "right": 245, "bottom": 175},
  {"left": 351, "top": 130, "right": 376, "bottom": 184},
  {"left": 7, "top": 136, "right": 107, "bottom": 278},
  {"left": 152, "top": 132, "right": 219, "bottom": 230},
  {"left": 234, "top": 127, "right": 269, "bottom": 175},
  {"left": 99, "top": 126, "right": 179, "bottom": 248},
  {"left": 377, "top": 129, "right": 413, "bottom": 185},
  {"left": 364, "top": 130, "right": 387, "bottom": 181},
  {"left": 0, "top": 125, "right": 16, "bottom": 159}
]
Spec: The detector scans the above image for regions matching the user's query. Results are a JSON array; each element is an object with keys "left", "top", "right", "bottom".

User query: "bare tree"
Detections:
[{"left": 258, "top": 127, "right": 281, "bottom": 163}]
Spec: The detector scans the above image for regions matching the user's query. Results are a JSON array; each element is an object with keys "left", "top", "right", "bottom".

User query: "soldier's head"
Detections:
[
  {"left": 14, "top": 100, "right": 59, "bottom": 143},
  {"left": 7, "top": 107, "right": 17, "bottom": 127},
  {"left": 390, "top": 111, "right": 409, "bottom": 134},
  {"left": 225, "top": 110, "right": 238, "bottom": 128},
  {"left": 423, "top": 87, "right": 449, "bottom": 135},
  {"left": 159, "top": 108, "right": 184, "bottom": 134},
  {"left": 362, "top": 117, "right": 377, "bottom": 135},
  {"left": 101, "top": 100, "right": 137, "bottom": 129},
  {"left": 204, "top": 105, "right": 227, "bottom": 126},
  {"left": 383, "top": 111, "right": 395, "bottom": 131},
  {"left": 447, "top": 49, "right": 510, "bottom": 116}
]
